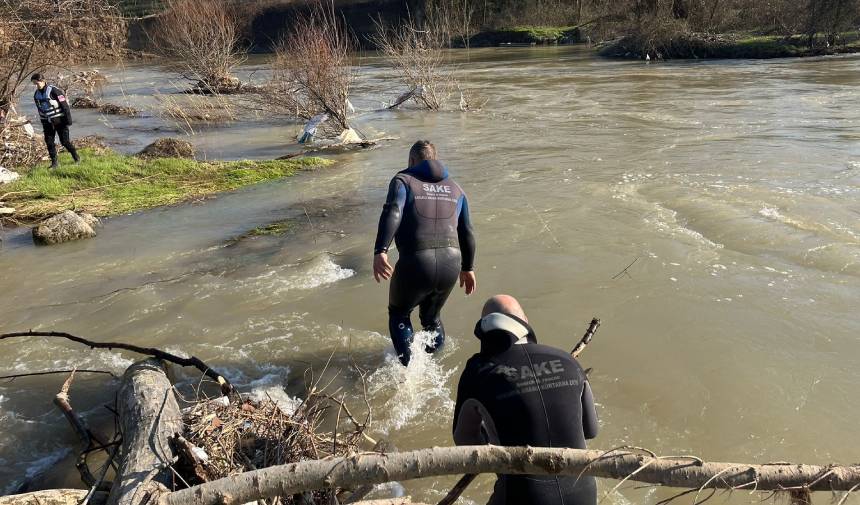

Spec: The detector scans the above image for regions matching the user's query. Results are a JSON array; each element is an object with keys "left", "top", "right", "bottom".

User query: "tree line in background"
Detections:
[{"left": 428, "top": 0, "right": 860, "bottom": 47}]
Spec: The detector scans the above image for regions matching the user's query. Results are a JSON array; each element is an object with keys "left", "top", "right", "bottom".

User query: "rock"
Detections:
[
  {"left": 71, "top": 96, "right": 100, "bottom": 109},
  {"left": 32, "top": 210, "right": 101, "bottom": 246},
  {"left": 137, "top": 138, "right": 195, "bottom": 159}
]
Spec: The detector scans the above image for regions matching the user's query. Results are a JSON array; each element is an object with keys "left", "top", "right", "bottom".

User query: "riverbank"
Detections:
[
  {"left": 599, "top": 31, "right": 860, "bottom": 59},
  {"left": 465, "top": 26, "right": 582, "bottom": 47},
  {"left": 0, "top": 150, "right": 332, "bottom": 225}
]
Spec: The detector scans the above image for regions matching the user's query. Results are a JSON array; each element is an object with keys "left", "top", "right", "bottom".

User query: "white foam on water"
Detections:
[
  {"left": 367, "top": 331, "right": 455, "bottom": 434},
  {"left": 242, "top": 254, "right": 355, "bottom": 296},
  {"left": 759, "top": 206, "right": 783, "bottom": 220},
  {"left": 247, "top": 383, "right": 301, "bottom": 416}
]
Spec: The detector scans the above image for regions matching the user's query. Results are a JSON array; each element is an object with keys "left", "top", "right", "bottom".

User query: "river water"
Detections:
[{"left": 2, "top": 47, "right": 859, "bottom": 503}]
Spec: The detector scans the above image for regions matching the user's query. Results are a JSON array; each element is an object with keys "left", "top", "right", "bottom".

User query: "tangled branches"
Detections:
[
  {"left": 265, "top": 5, "right": 354, "bottom": 138},
  {"left": 372, "top": 15, "right": 455, "bottom": 111},
  {"left": 151, "top": 0, "right": 245, "bottom": 93}
]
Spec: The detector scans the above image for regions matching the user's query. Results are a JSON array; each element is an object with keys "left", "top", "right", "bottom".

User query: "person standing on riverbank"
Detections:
[
  {"left": 453, "top": 295, "right": 599, "bottom": 505},
  {"left": 31, "top": 74, "right": 79, "bottom": 169},
  {"left": 373, "top": 140, "right": 477, "bottom": 366}
]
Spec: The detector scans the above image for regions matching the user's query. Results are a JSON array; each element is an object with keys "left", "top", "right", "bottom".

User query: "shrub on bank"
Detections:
[{"left": 599, "top": 22, "right": 860, "bottom": 60}]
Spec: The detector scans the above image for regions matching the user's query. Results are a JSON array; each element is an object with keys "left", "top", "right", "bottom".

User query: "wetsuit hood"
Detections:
[
  {"left": 402, "top": 159, "right": 448, "bottom": 182},
  {"left": 474, "top": 312, "right": 537, "bottom": 355}
]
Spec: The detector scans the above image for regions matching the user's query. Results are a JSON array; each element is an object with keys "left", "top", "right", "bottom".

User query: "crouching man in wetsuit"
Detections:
[
  {"left": 373, "top": 140, "right": 477, "bottom": 366},
  {"left": 31, "top": 73, "right": 79, "bottom": 169},
  {"left": 453, "top": 295, "right": 599, "bottom": 505}
]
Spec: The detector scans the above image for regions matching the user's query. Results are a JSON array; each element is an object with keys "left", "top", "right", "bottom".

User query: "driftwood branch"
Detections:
[
  {"left": 107, "top": 359, "right": 184, "bottom": 505},
  {"left": 571, "top": 318, "right": 601, "bottom": 358},
  {"left": 53, "top": 369, "right": 108, "bottom": 488},
  {"left": 0, "top": 331, "right": 233, "bottom": 394},
  {"left": 159, "top": 445, "right": 860, "bottom": 505},
  {"left": 1, "top": 369, "right": 116, "bottom": 381}
]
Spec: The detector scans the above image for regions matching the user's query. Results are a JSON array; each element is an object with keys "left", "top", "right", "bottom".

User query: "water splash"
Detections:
[
  {"left": 367, "top": 331, "right": 455, "bottom": 434},
  {"left": 241, "top": 254, "right": 355, "bottom": 295}
]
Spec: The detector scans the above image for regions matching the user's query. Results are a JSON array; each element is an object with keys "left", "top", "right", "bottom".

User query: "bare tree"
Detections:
[
  {"left": 372, "top": 14, "right": 454, "bottom": 110},
  {"left": 265, "top": 4, "right": 354, "bottom": 139},
  {"left": 151, "top": 0, "right": 245, "bottom": 94}
]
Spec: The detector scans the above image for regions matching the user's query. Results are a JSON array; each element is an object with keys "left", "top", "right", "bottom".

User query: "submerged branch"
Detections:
[{"left": 0, "top": 331, "right": 233, "bottom": 394}]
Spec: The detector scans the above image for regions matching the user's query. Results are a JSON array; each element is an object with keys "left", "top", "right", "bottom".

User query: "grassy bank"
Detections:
[
  {"left": 1, "top": 150, "right": 332, "bottom": 224},
  {"left": 466, "top": 26, "right": 582, "bottom": 47},
  {"left": 599, "top": 30, "right": 860, "bottom": 59}
]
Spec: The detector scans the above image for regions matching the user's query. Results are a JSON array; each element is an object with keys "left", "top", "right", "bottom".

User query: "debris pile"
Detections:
[{"left": 174, "top": 391, "right": 373, "bottom": 503}]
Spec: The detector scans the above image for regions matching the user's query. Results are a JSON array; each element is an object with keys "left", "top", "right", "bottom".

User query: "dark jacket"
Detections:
[
  {"left": 453, "top": 327, "right": 598, "bottom": 505},
  {"left": 33, "top": 85, "right": 72, "bottom": 126}
]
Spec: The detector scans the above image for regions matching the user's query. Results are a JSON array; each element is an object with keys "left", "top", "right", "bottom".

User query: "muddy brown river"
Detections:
[{"left": 2, "top": 47, "right": 859, "bottom": 503}]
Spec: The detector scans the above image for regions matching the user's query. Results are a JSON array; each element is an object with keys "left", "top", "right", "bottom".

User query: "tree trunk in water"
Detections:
[
  {"left": 160, "top": 445, "right": 860, "bottom": 505},
  {"left": 107, "top": 359, "right": 183, "bottom": 505}
]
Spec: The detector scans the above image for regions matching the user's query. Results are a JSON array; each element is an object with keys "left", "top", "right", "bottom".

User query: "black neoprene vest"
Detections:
[
  {"left": 455, "top": 342, "right": 590, "bottom": 449},
  {"left": 394, "top": 168, "right": 465, "bottom": 253}
]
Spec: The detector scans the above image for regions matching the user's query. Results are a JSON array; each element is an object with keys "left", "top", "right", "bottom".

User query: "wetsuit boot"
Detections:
[
  {"left": 388, "top": 309, "right": 415, "bottom": 366},
  {"left": 421, "top": 319, "right": 446, "bottom": 354}
]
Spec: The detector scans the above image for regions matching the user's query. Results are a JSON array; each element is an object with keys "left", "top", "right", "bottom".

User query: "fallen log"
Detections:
[
  {"left": 107, "top": 359, "right": 183, "bottom": 505},
  {"left": 160, "top": 445, "right": 860, "bottom": 505},
  {"left": 0, "top": 490, "right": 108, "bottom": 505}
]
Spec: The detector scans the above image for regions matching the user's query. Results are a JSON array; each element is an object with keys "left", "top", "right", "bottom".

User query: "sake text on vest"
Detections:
[{"left": 422, "top": 183, "right": 452, "bottom": 194}]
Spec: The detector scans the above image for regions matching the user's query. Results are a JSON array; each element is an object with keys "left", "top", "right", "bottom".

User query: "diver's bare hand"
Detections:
[
  {"left": 373, "top": 253, "right": 393, "bottom": 282},
  {"left": 459, "top": 270, "right": 476, "bottom": 295}
]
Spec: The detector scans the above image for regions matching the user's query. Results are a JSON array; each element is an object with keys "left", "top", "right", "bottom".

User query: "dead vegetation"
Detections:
[
  {"left": 0, "top": 110, "right": 43, "bottom": 169},
  {"left": 137, "top": 137, "right": 194, "bottom": 159},
  {"left": 263, "top": 4, "right": 356, "bottom": 140},
  {"left": 372, "top": 15, "right": 454, "bottom": 110},
  {"left": 151, "top": 0, "right": 247, "bottom": 94},
  {"left": 154, "top": 88, "right": 239, "bottom": 135},
  {"left": 175, "top": 385, "right": 375, "bottom": 505}
]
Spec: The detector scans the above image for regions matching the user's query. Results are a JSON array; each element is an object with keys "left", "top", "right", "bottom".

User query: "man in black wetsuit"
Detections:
[
  {"left": 373, "top": 140, "right": 476, "bottom": 366},
  {"left": 453, "top": 295, "right": 599, "bottom": 505},
  {"left": 31, "top": 73, "right": 79, "bottom": 169}
]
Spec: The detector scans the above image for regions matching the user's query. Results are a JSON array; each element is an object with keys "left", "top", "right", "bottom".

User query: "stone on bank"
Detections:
[{"left": 32, "top": 210, "right": 102, "bottom": 245}]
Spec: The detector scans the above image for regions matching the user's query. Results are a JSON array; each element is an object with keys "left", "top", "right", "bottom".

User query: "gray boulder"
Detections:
[{"left": 32, "top": 210, "right": 101, "bottom": 245}]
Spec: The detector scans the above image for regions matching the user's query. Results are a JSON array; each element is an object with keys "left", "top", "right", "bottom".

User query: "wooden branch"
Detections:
[
  {"left": 159, "top": 446, "right": 860, "bottom": 505},
  {"left": 107, "top": 359, "right": 184, "bottom": 505},
  {"left": 0, "top": 331, "right": 233, "bottom": 395},
  {"left": 53, "top": 370, "right": 99, "bottom": 487},
  {"left": 571, "top": 318, "right": 601, "bottom": 358},
  {"left": 1, "top": 369, "right": 116, "bottom": 381}
]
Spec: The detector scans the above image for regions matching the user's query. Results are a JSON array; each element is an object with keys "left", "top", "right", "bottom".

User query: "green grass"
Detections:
[
  {"left": 509, "top": 26, "right": 579, "bottom": 42},
  {"left": 467, "top": 25, "right": 582, "bottom": 46},
  {"left": 1, "top": 150, "right": 332, "bottom": 223}
]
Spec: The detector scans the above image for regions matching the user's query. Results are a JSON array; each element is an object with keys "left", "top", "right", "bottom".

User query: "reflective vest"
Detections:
[{"left": 34, "top": 85, "right": 65, "bottom": 121}]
